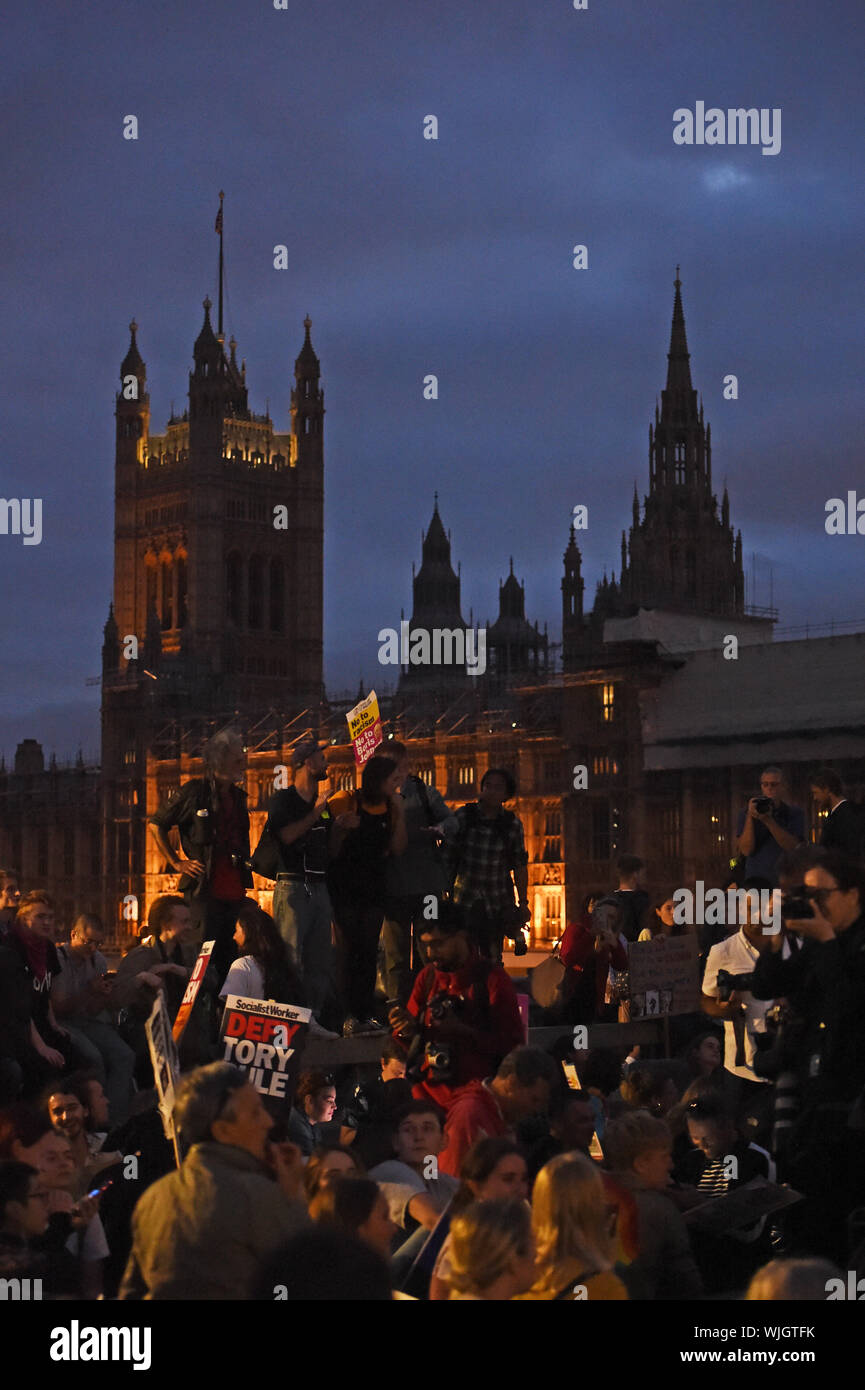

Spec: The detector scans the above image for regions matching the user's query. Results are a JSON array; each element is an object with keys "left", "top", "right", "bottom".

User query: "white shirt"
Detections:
[
  {"left": 219, "top": 955, "right": 265, "bottom": 1000},
  {"left": 65, "top": 1211, "right": 110, "bottom": 1262},
  {"left": 702, "top": 929, "right": 787, "bottom": 1082},
  {"left": 369, "top": 1159, "right": 458, "bottom": 1229}
]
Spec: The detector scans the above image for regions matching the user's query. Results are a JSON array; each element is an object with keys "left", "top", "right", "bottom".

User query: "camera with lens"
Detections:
[
  {"left": 502, "top": 904, "right": 530, "bottom": 956},
  {"left": 405, "top": 992, "right": 465, "bottom": 1084},
  {"left": 716, "top": 968, "right": 755, "bottom": 1002},
  {"left": 406, "top": 1030, "right": 455, "bottom": 1084},
  {"left": 752, "top": 1002, "right": 808, "bottom": 1080},
  {"left": 779, "top": 892, "right": 815, "bottom": 920},
  {"left": 417, "top": 1041, "right": 454, "bottom": 1082},
  {"left": 754, "top": 797, "right": 774, "bottom": 815},
  {"left": 428, "top": 993, "right": 461, "bottom": 1023}
]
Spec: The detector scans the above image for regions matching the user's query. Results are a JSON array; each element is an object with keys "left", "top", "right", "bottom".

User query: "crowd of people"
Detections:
[{"left": 0, "top": 744, "right": 863, "bottom": 1301}]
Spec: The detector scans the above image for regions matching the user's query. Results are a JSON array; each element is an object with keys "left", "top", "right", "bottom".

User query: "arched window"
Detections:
[
  {"left": 160, "top": 560, "right": 173, "bottom": 630},
  {"left": 674, "top": 440, "right": 686, "bottom": 485},
  {"left": 248, "top": 556, "right": 263, "bottom": 630},
  {"left": 226, "top": 552, "right": 242, "bottom": 626},
  {"left": 176, "top": 554, "right": 188, "bottom": 627},
  {"left": 145, "top": 561, "right": 157, "bottom": 615},
  {"left": 269, "top": 560, "right": 284, "bottom": 633}
]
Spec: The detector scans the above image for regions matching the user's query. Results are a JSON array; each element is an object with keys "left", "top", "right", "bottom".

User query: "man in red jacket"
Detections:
[
  {"left": 388, "top": 901, "right": 525, "bottom": 1111},
  {"left": 437, "top": 1046, "right": 559, "bottom": 1178}
]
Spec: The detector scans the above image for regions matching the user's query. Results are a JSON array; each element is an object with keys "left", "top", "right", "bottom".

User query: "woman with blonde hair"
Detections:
[
  {"left": 519, "top": 1152, "right": 628, "bottom": 1300},
  {"left": 447, "top": 1198, "right": 536, "bottom": 1301}
]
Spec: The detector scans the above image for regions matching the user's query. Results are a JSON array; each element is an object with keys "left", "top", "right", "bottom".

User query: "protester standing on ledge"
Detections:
[
  {"left": 260, "top": 738, "right": 335, "bottom": 1026},
  {"left": 450, "top": 768, "right": 529, "bottom": 962},
  {"left": 327, "top": 754, "right": 407, "bottom": 1037},
  {"left": 382, "top": 741, "right": 458, "bottom": 1009},
  {"left": 149, "top": 727, "right": 251, "bottom": 989}
]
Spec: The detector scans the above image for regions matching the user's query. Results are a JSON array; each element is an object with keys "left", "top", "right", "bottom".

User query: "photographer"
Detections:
[
  {"left": 752, "top": 850, "right": 865, "bottom": 1107},
  {"left": 388, "top": 899, "right": 524, "bottom": 1111},
  {"left": 751, "top": 850, "right": 865, "bottom": 1260},
  {"left": 700, "top": 878, "right": 779, "bottom": 1144},
  {"left": 735, "top": 767, "right": 805, "bottom": 887},
  {"left": 148, "top": 728, "right": 251, "bottom": 988}
]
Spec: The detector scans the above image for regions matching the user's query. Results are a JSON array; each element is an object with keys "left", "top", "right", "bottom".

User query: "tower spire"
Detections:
[{"left": 666, "top": 265, "right": 692, "bottom": 398}]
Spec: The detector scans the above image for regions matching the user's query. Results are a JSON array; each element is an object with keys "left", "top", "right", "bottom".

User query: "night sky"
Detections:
[{"left": 2, "top": 0, "right": 864, "bottom": 763}]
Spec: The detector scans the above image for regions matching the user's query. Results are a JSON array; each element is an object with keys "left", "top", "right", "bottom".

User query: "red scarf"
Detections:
[{"left": 11, "top": 919, "right": 49, "bottom": 981}]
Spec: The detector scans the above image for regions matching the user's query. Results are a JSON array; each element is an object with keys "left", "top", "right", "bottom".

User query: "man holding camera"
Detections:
[
  {"left": 388, "top": 900, "right": 524, "bottom": 1111},
  {"left": 701, "top": 878, "right": 781, "bottom": 1143},
  {"left": 751, "top": 850, "right": 865, "bottom": 1260},
  {"left": 735, "top": 767, "right": 805, "bottom": 887}
]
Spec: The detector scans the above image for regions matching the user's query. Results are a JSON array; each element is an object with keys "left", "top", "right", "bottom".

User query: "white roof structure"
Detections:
[{"left": 637, "top": 631, "right": 865, "bottom": 770}]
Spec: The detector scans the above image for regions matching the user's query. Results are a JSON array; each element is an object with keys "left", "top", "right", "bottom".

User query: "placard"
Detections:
[
  {"left": 172, "top": 939, "right": 214, "bottom": 1042},
  {"left": 220, "top": 995, "right": 312, "bottom": 1112},
  {"left": 628, "top": 933, "right": 700, "bottom": 1017},
  {"left": 346, "top": 689, "right": 383, "bottom": 765}
]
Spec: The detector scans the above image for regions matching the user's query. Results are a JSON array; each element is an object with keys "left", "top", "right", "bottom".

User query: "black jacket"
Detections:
[
  {"left": 149, "top": 777, "right": 252, "bottom": 894},
  {"left": 819, "top": 800, "right": 864, "bottom": 859},
  {"left": 751, "top": 915, "right": 865, "bottom": 1103}
]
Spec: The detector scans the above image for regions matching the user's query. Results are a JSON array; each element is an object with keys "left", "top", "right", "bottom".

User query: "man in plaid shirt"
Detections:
[{"left": 451, "top": 768, "right": 530, "bottom": 961}]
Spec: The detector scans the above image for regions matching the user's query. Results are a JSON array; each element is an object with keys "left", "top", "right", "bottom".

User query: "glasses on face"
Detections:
[{"left": 804, "top": 887, "right": 844, "bottom": 905}]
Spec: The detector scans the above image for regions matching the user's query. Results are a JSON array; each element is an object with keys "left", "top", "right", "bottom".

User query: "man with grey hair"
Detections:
[
  {"left": 149, "top": 727, "right": 251, "bottom": 986},
  {"left": 736, "top": 766, "right": 805, "bottom": 887},
  {"left": 119, "top": 1063, "right": 307, "bottom": 1299},
  {"left": 257, "top": 737, "right": 337, "bottom": 1025}
]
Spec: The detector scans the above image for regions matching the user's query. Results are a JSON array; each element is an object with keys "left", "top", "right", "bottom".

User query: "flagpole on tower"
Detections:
[{"left": 215, "top": 191, "right": 225, "bottom": 338}]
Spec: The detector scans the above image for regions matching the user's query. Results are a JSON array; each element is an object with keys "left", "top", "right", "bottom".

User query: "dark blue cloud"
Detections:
[{"left": 2, "top": 0, "right": 863, "bottom": 757}]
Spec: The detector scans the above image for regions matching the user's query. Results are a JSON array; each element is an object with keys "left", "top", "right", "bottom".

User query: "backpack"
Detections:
[{"left": 610, "top": 889, "right": 649, "bottom": 944}]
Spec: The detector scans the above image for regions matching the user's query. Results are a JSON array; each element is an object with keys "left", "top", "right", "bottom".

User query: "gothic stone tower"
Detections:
[
  {"left": 397, "top": 497, "right": 471, "bottom": 704},
  {"left": 101, "top": 299, "right": 324, "bottom": 927},
  {"left": 487, "top": 559, "right": 549, "bottom": 682},
  {"left": 563, "top": 273, "right": 755, "bottom": 672},
  {"left": 620, "top": 271, "right": 745, "bottom": 617}
]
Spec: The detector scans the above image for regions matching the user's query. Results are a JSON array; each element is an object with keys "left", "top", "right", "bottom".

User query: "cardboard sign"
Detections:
[
  {"left": 145, "top": 993, "right": 182, "bottom": 1154},
  {"left": 172, "top": 939, "right": 214, "bottom": 1042},
  {"left": 684, "top": 1178, "right": 802, "bottom": 1233},
  {"left": 628, "top": 933, "right": 700, "bottom": 1018},
  {"left": 220, "top": 995, "right": 311, "bottom": 1111},
  {"left": 346, "top": 689, "right": 383, "bottom": 765}
]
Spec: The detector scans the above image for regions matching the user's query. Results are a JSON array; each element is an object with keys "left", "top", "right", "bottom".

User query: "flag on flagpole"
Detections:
[{"left": 215, "top": 205, "right": 223, "bottom": 235}]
